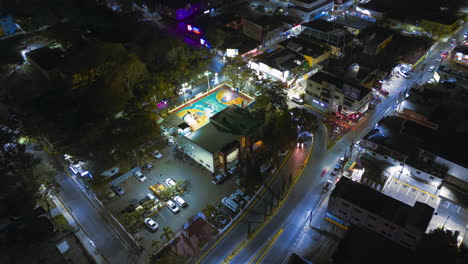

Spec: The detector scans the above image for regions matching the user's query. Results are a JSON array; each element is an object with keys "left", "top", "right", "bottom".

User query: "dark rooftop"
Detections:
[
  {"left": 291, "top": 0, "right": 333, "bottom": 12},
  {"left": 26, "top": 47, "right": 63, "bottom": 70},
  {"left": 301, "top": 19, "right": 348, "bottom": 35},
  {"left": 186, "top": 122, "right": 238, "bottom": 153},
  {"left": 211, "top": 105, "right": 261, "bottom": 135},
  {"left": 309, "top": 71, "right": 372, "bottom": 100},
  {"left": 421, "top": 14, "right": 460, "bottom": 25},
  {"left": 332, "top": 177, "right": 434, "bottom": 230},
  {"left": 359, "top": 27, "right": 394, "bottom": 46},
  {"left": 358, "top": 0, "right": 389, "bottom": 13},
  {"left": 245, "top": 15, "right": 286, "bottom": 28},
  {"left": 281, "top": 37, "right": 331, "bottom": 58},
  {"left": 366, "top": 115, "right": 467, "bottom": 168},
  {"left": 255, "top": 47, "right": 305, "bottom": 72}
]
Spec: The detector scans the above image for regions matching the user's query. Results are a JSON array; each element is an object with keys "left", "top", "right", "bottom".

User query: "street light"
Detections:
[{"left": 205, "top": 71, "right": 211, "bottom": 91}]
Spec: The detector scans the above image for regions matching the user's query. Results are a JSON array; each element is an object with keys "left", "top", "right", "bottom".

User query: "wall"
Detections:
[
  {"left": 364, "top": 149, "right": 443, "bottom": 186},
  {"left": 180, "top": 136, "right": 215, "bottom": 173},
  {"left": 328, "top": 196, "right": 424, "bottom": 250}
]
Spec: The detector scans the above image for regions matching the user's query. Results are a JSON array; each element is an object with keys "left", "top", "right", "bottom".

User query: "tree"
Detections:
[
  {"left": 202, "top": 204, "right": 218, "bottom": 219},
  {"left": 254, "top": 80, "right": 288, "bottom": 113},
  {"left": 151, "top": 240, "right": 162, "bottom": 250},
  {"left": 160, "top": 227, "right": 175, "bottom": 242},
  {"left": 120, "top": 210, "right": 144, "bottom": 232},
  {"left": 115, "top": 54, "right": 149, "bottom": 95},
  {"left": 291, "top": 107, "right": 318, "bottom": 132},
  {"left": 31, "top": 162, "right": 60, "bottom": 220},
  {"left": 222, "top": 57, "right": 256, "bottom": 90},
  {"left": 416, "top": 228, "right": 458, "bottom": 264},
  {"left": 174, "top": 180, "right": 188, "bottom": 193}
]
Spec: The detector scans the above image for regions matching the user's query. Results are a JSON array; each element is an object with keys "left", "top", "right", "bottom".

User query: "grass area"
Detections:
[{"left": 53, "top": 214, "right": 74, "bottom": 232}]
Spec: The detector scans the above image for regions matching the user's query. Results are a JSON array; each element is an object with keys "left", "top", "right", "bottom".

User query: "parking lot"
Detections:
[
  {"left": 105, "top": 135, "right": 239, "bottom": 252},
  {"left": 382, "top": 177, "right": 440, "bottom": 209}
]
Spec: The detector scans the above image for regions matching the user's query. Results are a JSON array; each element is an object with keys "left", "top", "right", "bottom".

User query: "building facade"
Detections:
[
  {"left": 289, "top": 0, "right": 334, "bottom": 23},
  {"left": 305, "top": 71, "right": 372, "bottom": 121},
  {"left": 328, "top": 177, "right": 434, "bottom": 250}
]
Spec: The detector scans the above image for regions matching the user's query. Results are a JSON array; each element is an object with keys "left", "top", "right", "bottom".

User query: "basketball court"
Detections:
[{"left": 175, "top": 86, "right": 251, "bottom": 131}]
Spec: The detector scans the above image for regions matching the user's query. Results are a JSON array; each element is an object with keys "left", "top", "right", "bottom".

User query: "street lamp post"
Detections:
[{"left": 205, "top": 71, "right": 211, "bottom": 91}]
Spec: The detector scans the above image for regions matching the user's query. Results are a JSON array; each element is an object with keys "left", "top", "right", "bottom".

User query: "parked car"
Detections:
[
  {"left": 221, "top": 197, "right": 239, "bottom": 213},
  {"left": 428, "top": 65, "right": 435, "bottom": 72},
  {"left": 144, "top": 218, "right": 159, "bottom": 232},
  {"left": 152, "top": 150, "right": 163, "bottom": 159},
  {"left": 334, "top": 163, "right": 342, "bottom": 172},
  {"left": 212, "top": 174, "right": 228, "bottom": 184},
  {"left": 259, "top": 161, "right": 272, "bottom": 173},
  {"left": 278, "top": 150, "right": 288, "bottom": 156},
  {"left": 105, "top": 188, "right": 116, "bottom": 199},
  {"left": 322, "top": 180, "right": 333, "bottom": 192},
  {"left": 112, "top": 185, "right": 125, "bottom": 195},
  {"left": 173, "top": 196, "right": 187, "bottom": 208},
  {"left": 168, "top": 136, "right": 175, "bottom": 146},
  {"left": 228, "top": 164, "right": 240, "bottom": 175},
  {"left": 166, "top": 200, "right": 180, "bottom": 214},
  {"left": 165, "top": 178, "right": 176, "bottom": 187},
  {"left": 134, "top": 171, "right": 147, "bottom": 182},
  {"left": 379, "top": 89, "right": 389, "bottom": 97},
  {"left": 291, "top": 97, "right": 304, "bottom": 105}
]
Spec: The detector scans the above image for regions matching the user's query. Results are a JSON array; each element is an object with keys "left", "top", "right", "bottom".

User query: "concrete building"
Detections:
[
  {"left": 300, "top": 19, "right": 353, "bottom": 55},
  {"left": 328, "top": 177, "right": 434, "bottom": 250},
  {"left": 248, "top": 47, "right": 307, "bottom": 83},
  {"left": 304, "top": 71, "right": 373, "bottom": 122},
  {"left": 242, "top": 16, "right": 302, "bottom": 47},
  {"left": 355, "top": 0, "right": 388, "bottom": 20},
  {"left": 288, "top": 0, "right": 335, "bottom": 23},
  {"left": 360, "top": 115, "right": 468, "bottom": 193},
  {"left": 359, "top": 27, "right": 394, "bottom": 55},
  {"left": 180, "top": 105, "right": 261, "bottom": 173}
]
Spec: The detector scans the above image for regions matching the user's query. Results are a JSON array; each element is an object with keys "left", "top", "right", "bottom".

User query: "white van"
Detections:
[{"left": 222, "top": 197, "right": 239, "bottom": 213}]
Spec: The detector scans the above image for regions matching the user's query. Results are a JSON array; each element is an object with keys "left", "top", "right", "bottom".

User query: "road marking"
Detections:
[
  {"left": 248, "top": 228, "right": 284, "bottom": 264},
  {"left": 223, "top": 136, "right": 316, "bottom": 263},
  {"left": 194, "top": 150, "right": 294, "bottom": 264}
]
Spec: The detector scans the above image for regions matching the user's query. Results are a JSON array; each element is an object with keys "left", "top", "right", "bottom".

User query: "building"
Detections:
[
  {"left": 242, "top": 16, "right": 302, "bottom": 47},
  {"left": 419, "top": 16, "right": 461, "bottom": 39},
  {"left": 304, "top": 71, "right": 373, "bottom": 122},
  {"left": 451, "top": 45, "right": 468, "bottom": 66},
  {"left": 288, "top": 0, "right": 335, "bottom": 23},
  {"left": 248, "top": 47, "right": 307, "bottom": 83},
  {"left": 328, "top": 177, "right": 434, "bottom": 250},
  {"left": 300, "top": 19, "right": 353, "bottom": 55},
  {"left": 359, "top": 27, "right": 393, "bottom": 55},
  {"left": 180, "top": 105, "right": 261, "bottom": 173},
  {"left": 355, "top": 0, "right": 388, "bottom": 20},
  {"left": 282, "top": 37, "right": 332, "bottom": 68},
  {"left": 360, "top": 115, "right": 468, "bottom": 193}
]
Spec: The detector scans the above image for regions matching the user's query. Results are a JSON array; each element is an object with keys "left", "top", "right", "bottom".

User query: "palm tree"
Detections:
[
  {"left": 203, "top": 204, "right": 218, "bottom": 218},
  {"left": 160, "top": 227, "right": 175, "bottom": 242}
]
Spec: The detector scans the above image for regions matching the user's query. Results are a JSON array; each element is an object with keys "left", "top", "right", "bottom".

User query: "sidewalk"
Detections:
[{"left": 51, "top": 194, "right": 108, "bottom": 264}]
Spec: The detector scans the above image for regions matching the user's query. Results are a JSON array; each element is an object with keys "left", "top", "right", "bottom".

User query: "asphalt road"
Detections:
[{"left": 192, "top": 39, "right": 451, "bottom": 264}]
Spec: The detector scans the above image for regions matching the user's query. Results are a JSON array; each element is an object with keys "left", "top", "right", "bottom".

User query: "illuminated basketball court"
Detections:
[{"left": 176, "top": 87, "right": 250, "bottom": 131}]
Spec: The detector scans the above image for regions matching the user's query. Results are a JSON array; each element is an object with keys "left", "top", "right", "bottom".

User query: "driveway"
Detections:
[{"left": 105, "top": 137, "right": 238, "bottom": 253}]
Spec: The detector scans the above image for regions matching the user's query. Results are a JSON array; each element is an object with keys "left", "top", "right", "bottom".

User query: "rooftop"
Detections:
[
  {"left": 332, "top": 177, "right": 434, "bottom": 230},
  {"left": 358, "top": 1, "right": 389, "bottom": 13},
  {"left": 281, "top": 37, "right": 331, "bottom": 58},
  {"left": 245, "top": 15, "right": 286, "bottom": 28},
  {"left": 255, "top": 47, "right": 305, "bottom": 72},
  {"left": 421, "top": 14, "right": 460, "bottom": 25},
  {"left": 359, "top": 27, "right": 394, "bottom": 46},
  {"left": 210, "top": 105, "right": 261, "bottom": 136},
  {"left": 301, "top": 19, "right": 348, "bottom": 35},
  {"left": 186, "top": 122, "right": 238, "bottom": 153},
  {"left": 291, "top": 0, "right": 333, "bottom": 12},
  {"left": 26, "top": 47, "right": 64, "bottom": 70},
  {"left": 309, "top": 71, "right": 372, "bottom": 100},
  {"left": 333, "top": 14, "right": 376, "bottom": 30}
]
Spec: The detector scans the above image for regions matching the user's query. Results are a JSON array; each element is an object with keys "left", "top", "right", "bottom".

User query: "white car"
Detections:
[
  {"left": 105, "top": 188, "right": 116, "bottom": 199},
  {"left": 173, "top": 196, "right": 187, "bottom": 208},
  {"left": 428, "top": 65, "right": 435, "bottom": 72},
  {"left": 291, "top": 97, "right": 304, "bottom": 105},
  {"left": 168, "top": 136, "right": 175, "bottom": 146},
  {"left": 165, "top": 178, "right": 176, "bottom": 187},
  {"left": 144, "top": 218, "right": 158, "bottom": 232},
  {"left": 152, "top": 150, "right": 163, "bottom": 159},
  {"left": 260, "top": 162, "right": 272, "bottom": 173},
  {"left": 166, "top": 200, "right": 180, "bottom": 214},
  {"left": 134, "top": 171, "right": 146, "bottom": 182}
]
